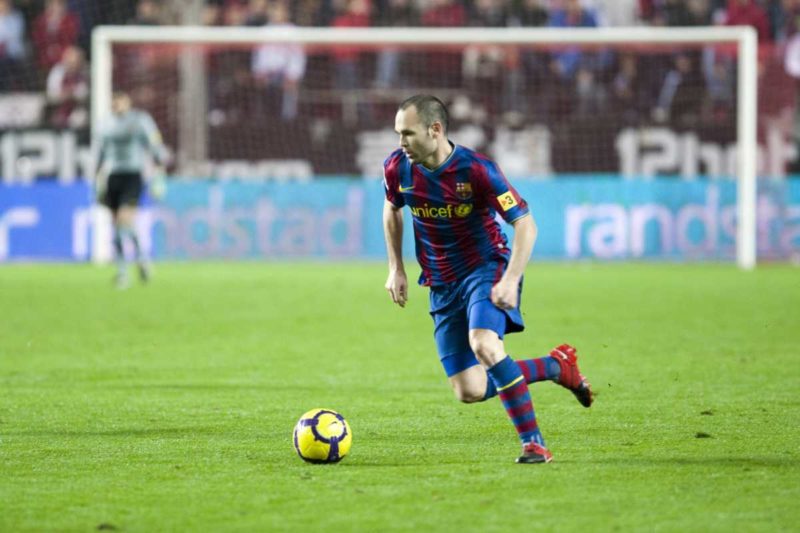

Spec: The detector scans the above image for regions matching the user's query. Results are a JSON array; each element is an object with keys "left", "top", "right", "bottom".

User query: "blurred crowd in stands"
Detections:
[{"left": 1, "top": 0, "right": 800, "bottom": 144}]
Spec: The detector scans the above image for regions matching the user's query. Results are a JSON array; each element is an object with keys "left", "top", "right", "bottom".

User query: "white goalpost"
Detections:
[{"left": 91, "top": 25, "right": 758, "bottom": 269}]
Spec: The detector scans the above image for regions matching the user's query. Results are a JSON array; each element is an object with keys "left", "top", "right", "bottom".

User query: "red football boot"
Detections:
[
  {"left": 550, "top": 344, "right": 594, "bottom": 408},
  {"left": 516, "top": 441, "right": 553, "bottom": 464}
]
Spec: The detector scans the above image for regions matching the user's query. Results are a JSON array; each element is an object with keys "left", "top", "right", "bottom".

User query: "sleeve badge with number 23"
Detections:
[{"left": 497, "top": 192, "right": 518, "bottom": 211}]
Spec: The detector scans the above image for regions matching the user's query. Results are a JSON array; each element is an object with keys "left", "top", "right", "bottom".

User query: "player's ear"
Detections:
[{"left": 430, "top": 121, "right": 443, "bottom": 138}]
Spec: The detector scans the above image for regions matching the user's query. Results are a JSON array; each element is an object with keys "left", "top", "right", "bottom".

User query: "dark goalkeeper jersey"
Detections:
[{"left": 383, "top": 143, "right": 530, "bottom": 287}]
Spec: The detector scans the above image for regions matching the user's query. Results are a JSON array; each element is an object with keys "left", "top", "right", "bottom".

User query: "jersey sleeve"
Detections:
[
  {"left": 96, "top": 123, "right": 111, "bottom": 169},
  {"left": 96, "top": 132, "right": 108, "bottom": 167},
  {"left": 383, "top": 150, "right": 405, "bottom": 208},
  {"left": 474, "top": 157, "right": 529, "bottom": 223},
  {"left": 140, "top": 112, "right": 168, "bottom": 164}
]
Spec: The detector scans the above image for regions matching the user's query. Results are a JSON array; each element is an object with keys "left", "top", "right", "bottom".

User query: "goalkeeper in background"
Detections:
[{"left": 96, "top": 91, "right": 167, "bottom": 289}]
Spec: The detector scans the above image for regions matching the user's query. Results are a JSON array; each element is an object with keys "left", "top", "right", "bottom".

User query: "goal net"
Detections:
[{"left": 92, "top": 26, "right": 763, "bottom": 267}]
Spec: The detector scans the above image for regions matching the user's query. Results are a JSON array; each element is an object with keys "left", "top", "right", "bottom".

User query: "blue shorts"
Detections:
[{"left": 429, "top": 261, "right": 525, "bottom": 377}]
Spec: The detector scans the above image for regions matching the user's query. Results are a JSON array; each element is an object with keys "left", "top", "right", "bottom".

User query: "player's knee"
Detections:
[
  {"left": 117, "top": 206, "right": 136, "bottom": 226},
  {"left": 468, "top": 333, "right": 502, "bottom": 365},
  {"left": 115, "top": 217, "right": 131, "bottom": 230}
]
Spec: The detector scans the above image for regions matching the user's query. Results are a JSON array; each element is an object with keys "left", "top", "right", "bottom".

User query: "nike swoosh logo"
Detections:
[{"left": 399, "top": 185, "right": 415, "bottom": 192}]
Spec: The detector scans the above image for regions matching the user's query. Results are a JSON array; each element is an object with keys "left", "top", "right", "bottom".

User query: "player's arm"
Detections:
[
  {"left": 141, "top": 112, "right": 169, "bottom": 198},
  {"left": 476, "top": 157, "right": 534, "bottom": 310},
  {"left": 491, "top": 213, "right": 537, "bottom": 310},
  {"left": 140, "top": 112, "right": 168, "bottom": 166},
  {"left": 383, "top": 199, "right": 408, "bottom": 308},
  {"left": 94, "top": 135, "right": 109, "bottom": 200}
]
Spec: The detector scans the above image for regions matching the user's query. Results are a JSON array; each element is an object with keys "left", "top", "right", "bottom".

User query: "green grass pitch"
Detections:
[{"left": 1, "top": 262, "right": 799, "bottom": 532}]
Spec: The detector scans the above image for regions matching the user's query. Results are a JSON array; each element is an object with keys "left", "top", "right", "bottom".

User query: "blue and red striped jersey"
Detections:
[{"left": 383, "top": 143, "right": 530, "bottom": 287}]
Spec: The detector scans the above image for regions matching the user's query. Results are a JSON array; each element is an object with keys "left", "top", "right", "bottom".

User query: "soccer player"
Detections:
[
  {"left": 96, "top": 91, "right": 166, "bottom": 289},
  {"left": 383, "top": 95, "right": 593, "bottom": 464}
]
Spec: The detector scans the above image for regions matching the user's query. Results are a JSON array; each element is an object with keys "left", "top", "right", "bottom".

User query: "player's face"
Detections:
[
  {"left": 111, "top": 95, "right": 131, "bottom": 115},
  {"left": 395, "top": 106, "right": 438, "bottom": 165}
]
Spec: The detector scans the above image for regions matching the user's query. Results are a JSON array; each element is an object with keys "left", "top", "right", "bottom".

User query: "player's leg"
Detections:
[
  {"left": 114, "top": 205, "right": 138, "bottom": 288},
  {"left": 104, "top": 174, "right": 129, "bottom": 289},
  {"left": 431, "top": 293, "right": 487, "bottom": 403},
  {"left": 446, "top": 348, "right": 561, "bottom": 403},
  {"left": 483, "top": 344, "right": 594, "bottom": 408},
  {"left": 442, "top": 348, "right": 564, "bottom": 407},
  {"left": 116, "top": 205, "right": 137, "bottom": 244},
  {"left": 118, "top": 204, "right": 151, "bottom": 282},
  {"left": 469, "top": 262, "right": 594, "bottom": 407},
  {"left": 449, "top": 358, "right": 557, "bottom": 403},
  {"left": 110, "top": 208, "right": 130, "bottom": 289},
  {"left": 445, "top": 348, "right": 561, "bottom": 405},
  {"left": 430, "top": 281, "right": 497, "bottom": 403},
  {"left": 468, "top": 323, "right": 551, "bottom": 464},
  {"left": 433, "top": 309, "right": 551, "bottom": 418},
  {"left": 430, "top": 272, "right": 580, "bottom": 460},
  {"left": 483, "top": 352, "right": 560, "bottom": 395},
  {"left": 117, "top": 173, "right": 150, "bottom": 283},
  {"left": 463, "top": 266, "right": 551, "bottom": 463},
  {"left": 447, "top": 364, "right": 488, "bottom": 404}
]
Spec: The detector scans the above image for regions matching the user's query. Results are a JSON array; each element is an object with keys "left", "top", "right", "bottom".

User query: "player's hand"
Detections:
[
  {"left": 385, "top": 269, "right": 408, "bottom": 308},
  {"left": 491, "top": 277, "right": 519, "bottom": 310}
]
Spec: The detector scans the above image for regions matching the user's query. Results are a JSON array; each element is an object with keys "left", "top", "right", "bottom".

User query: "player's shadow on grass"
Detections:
[{"left": 5, "top": 427, "right": 219, "bottom": 438}]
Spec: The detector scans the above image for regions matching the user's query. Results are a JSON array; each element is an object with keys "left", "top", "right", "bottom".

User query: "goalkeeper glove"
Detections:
[{"left": 149, "top": 167, "right": 167, "bottom": 201}]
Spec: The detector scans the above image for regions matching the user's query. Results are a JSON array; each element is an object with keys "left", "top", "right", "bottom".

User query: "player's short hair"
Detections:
[{"left": 399, "top": 94, "right": 449, "bottom": 134}]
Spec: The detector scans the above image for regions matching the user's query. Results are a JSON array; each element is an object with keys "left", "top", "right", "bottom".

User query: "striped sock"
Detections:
[
  {"left": 517, "top": 356, "right": 561, "bottom": 384},
  {"left": 486, "top": 356, "right": 544, "bottom": 445},
  {"left": 483, "top": 356, "right": 561, "bottom": 400}
]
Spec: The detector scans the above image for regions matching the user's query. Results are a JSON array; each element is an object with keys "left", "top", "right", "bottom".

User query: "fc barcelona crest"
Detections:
[{"left": 456, "top": 182, "right": 473, "bottom": 200}]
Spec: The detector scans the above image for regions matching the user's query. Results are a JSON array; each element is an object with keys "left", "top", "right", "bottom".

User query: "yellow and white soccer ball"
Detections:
[{"left": 293, "top": 408, "right": 352, "bottom": 463}]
